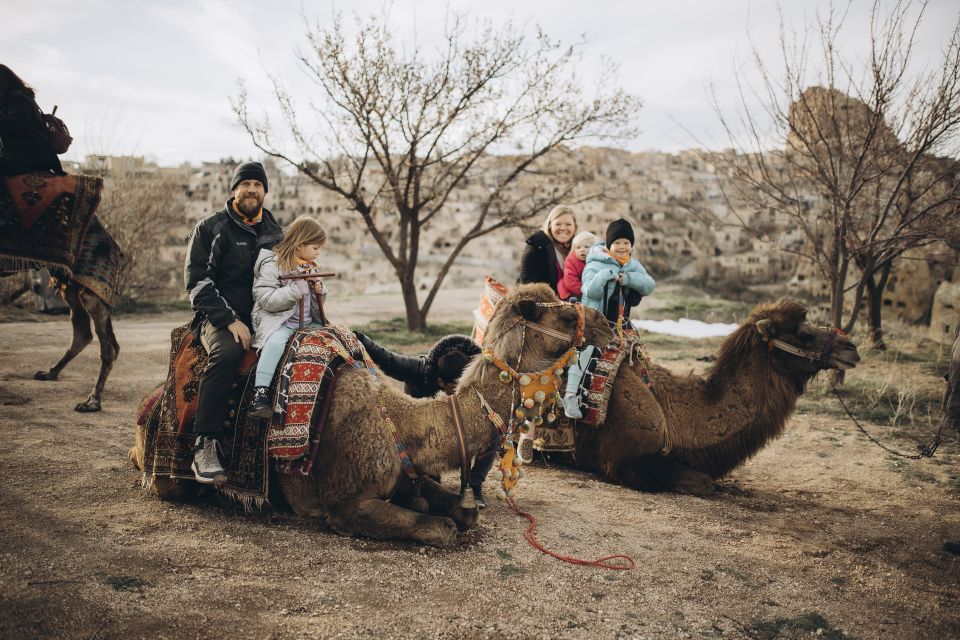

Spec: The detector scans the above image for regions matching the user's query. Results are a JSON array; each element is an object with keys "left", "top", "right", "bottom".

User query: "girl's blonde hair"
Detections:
[
  {"left": 541, "top": 204, "right": 578, "bottom": 241},
  {"left": 274, "top": 217, "right": 327, "bottom": 271}
]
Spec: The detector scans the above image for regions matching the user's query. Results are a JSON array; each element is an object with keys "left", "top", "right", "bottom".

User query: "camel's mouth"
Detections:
[{"left": 829, "top": 344, "right": 861, "bottom": 370}]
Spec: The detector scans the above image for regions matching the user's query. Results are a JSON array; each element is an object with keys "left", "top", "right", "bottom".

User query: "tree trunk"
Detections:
[
  {"left": 864, "top": 263, "right": 892, "bottom": 351},
  {"left": 944, "top": 317, "right": 960, "bottom": 435},
  {"left": 399, "top": 276, "right": 427, "bottom": 332}
]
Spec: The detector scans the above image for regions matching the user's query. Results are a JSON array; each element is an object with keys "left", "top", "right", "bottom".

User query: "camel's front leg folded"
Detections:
[
  {"left": 417, "top": 477, "right": 479, "bottom": 532},
  {"left": 327, "top": 497, "right": 460, "bottom": 547}
]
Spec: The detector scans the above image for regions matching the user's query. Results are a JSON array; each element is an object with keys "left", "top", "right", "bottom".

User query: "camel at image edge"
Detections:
[{"left": 130, "top": 284, "right": 609, "bottom": 546}]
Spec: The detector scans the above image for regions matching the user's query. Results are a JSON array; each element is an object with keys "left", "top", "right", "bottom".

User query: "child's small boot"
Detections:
[
  {"left": 249, "top": 386, "right": 273, "bottom": 419},
  {"left": 563, "top": 392, "right": 583, "bottom": 419}
]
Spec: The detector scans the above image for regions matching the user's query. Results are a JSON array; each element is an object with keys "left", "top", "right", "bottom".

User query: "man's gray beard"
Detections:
[{"left": 235, "top": 196, "right": 262, "bottom": 217}]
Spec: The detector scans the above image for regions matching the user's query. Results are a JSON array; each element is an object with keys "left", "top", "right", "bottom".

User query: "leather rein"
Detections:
[{"left": 766, "top": 326, "right": 843, "bottom": 366}]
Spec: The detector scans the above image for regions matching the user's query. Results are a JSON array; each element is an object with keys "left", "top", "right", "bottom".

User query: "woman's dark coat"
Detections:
[{"left": 517, "top": 229, "right": 561, "bottom": 294}]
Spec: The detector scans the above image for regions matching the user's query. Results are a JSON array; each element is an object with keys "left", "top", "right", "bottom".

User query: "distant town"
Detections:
[{"left": 65, "top": 147, "right": 959, "bottom": 343}]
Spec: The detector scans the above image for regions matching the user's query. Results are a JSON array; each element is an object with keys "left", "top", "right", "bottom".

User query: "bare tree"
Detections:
[
  {"left": 704, "top": 0, "right": 960, "bottom": 345},
  {"left": 233, "top": 11, "right": 638, "bottom": 330},
  {"left": 93, "top": 163, "right": 186, "bottom": 302}
]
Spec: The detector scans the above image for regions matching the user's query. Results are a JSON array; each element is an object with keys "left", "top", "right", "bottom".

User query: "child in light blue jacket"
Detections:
[{"left": 563, "top": 218, "right": 655, "bottom": 419}]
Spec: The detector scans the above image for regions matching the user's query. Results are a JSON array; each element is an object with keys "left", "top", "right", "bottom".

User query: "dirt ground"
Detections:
[{"left": 0, "top": 289, "right": 958, "bottom": 639}]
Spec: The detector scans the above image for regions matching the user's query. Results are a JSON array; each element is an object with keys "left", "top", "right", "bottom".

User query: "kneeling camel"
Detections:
[
  {"left": 131, "top": 284, "right": 611, "bottom": 546},
  {"left": 566, "top": 299, "right": 861, "bottom": 495}
]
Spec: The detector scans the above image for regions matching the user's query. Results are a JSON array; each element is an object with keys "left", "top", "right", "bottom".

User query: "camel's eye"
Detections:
[{"left": 559, "top": 307, "right": 577, "bottom": 326}]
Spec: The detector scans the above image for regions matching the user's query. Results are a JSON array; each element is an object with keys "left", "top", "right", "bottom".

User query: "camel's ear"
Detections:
[
  {"left": 516, "top": 299, "right": 542, "bottom": 322},
  {"left": 755, "top": 318, "right": 775, "bottom": 340}
]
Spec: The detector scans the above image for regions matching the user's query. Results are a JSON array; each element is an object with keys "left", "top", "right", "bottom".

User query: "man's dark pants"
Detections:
[
  {"left": 470, "top": 446, "right": 498, "bottom": 489},
  {"left": 195, "top": 320, "right": 245, "bottom": 439}
]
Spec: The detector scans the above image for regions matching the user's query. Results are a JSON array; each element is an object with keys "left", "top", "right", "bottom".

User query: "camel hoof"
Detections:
[
  {"left": 430, "top": 518, "right": 459, "bottom": 547},
  {"left": 74, "top": 397, "right": 101, "bottom": 412},
  {"left": 34, "top": 370, "right": 57, "bottom": 381},
  {"left": 451, "top": 505, "right": 479, "bottom": 532}
]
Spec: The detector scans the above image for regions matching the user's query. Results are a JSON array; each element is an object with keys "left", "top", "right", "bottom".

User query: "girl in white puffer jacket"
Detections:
[{"left": 248, "top": 217, "right": 328, "bottom": 417}]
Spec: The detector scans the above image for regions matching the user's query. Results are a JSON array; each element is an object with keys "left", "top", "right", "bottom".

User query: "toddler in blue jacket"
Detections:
[{"left": 563, "top": 218, "right": 655, "bottom": 419}]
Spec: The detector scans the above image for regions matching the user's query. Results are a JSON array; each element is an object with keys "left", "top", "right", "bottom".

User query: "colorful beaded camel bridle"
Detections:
[{"left": 475, "top": 300, "right": 585, "bottom": 497}]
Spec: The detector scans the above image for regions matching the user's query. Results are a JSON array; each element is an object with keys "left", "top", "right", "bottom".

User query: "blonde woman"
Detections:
[
  {"left": 249, "top": 216, "right": 328, "bottom": 417},
  {"left": 517, "top": 204, "right": 577, "bottom": 295}
]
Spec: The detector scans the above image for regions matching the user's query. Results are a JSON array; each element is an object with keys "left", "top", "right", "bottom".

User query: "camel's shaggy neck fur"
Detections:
[{"left": 650, "top": 301, "right": 818, "bottom": 479}]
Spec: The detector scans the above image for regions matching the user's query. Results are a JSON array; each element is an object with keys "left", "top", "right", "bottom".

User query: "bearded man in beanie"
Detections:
[{"left": 184, "top": 161, "right": 283, "bottom": 484}]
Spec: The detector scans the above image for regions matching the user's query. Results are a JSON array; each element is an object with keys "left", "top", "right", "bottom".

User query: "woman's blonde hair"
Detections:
[
  {"left": 274, "top": 217, "right": 327, "bottom": 271},
  {"left": 541, "top": 204, "right": 578, "bottom": 241}
]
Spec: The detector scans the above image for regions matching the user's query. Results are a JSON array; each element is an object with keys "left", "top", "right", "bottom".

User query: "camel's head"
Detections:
[
  {"left": 749, "top": 300, "right": 861, "bottom": 374},
  {"left": 485, "top": 283, "right": 591, "bottom": 368}
]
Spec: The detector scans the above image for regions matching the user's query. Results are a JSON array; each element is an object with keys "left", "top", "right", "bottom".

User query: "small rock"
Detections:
[
  {"left": 280, "top": 608, "right": 288, "bottom": 615},
  {"left": 816, "top": 629, "right": 824, "bottom": 637}
]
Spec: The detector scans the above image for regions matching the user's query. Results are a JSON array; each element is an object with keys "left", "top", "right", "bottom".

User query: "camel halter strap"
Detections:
[
  {"left": 474, "top": 389, "right": 508, "bottom": 443},
  {"left": 527, "top": 300, "right": 585, "bottom": 348},
  {"left": 447, "top": 394, "right": 476, "bottom": 509},
  {"left": 346, "top": 342, "right": 419, "bottom": 482},
  {"left": 766, "top": 327, "right": 844, "bottom": 364}
]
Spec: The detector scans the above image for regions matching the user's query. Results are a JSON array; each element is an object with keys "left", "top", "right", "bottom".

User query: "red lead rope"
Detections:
[{"left": 506, "top": 498, "right": 636, "bottom": 570}]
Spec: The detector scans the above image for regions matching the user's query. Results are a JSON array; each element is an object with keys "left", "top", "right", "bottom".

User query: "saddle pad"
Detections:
[
  {"left": 533, "top": 334, "right": 653, "bottom": 453},
  {"left": 140, "top": 324, "right": 266, "bottom": 505},
  {"left": 471, "top": 276, "right": 509, "bottom": 345},
  {"left": 268, "top": 325, "right": 364, "bottom": 459},
  {"left": 0, "top": 172, "right": 102, "bottom": 274}
]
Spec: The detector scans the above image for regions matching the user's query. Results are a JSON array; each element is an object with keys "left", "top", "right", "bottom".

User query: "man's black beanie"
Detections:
[
  {"left": 230, "top": 161, "right": 268, "bottom": 193},
  {"left": 605, "top": 218, "right": 634, "bottom": 247}
]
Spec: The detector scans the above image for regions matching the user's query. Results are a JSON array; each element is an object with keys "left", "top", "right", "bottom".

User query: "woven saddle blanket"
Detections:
[
  {"left": 534, "top": 333, "right": 654, "bottom": 453},
  {"left": 139, "top": 323, "right": 363, "bottom": 505},
  {"left": 0, "top": 172, "right": 103, "bottom": 275}
]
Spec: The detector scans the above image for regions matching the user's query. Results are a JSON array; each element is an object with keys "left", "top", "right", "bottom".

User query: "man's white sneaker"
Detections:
[{"left": 191, "top": 436, "right": 226, "bottom": 485}]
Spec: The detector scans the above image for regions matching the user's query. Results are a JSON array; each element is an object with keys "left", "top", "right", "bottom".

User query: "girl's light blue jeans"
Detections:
[
  {"left": 255, "top": 323, "right": 325, "bottom": 387},
  {"left": 564, "top": 346, "right": 596, "bottom": 397}
]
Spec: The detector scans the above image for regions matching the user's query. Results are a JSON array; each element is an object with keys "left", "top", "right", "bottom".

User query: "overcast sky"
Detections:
[{"left": 3, "top": 0, "right": 957, "bottom": 166}]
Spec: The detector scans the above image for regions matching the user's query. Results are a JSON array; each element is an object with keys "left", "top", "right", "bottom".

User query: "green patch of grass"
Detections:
[
  {"left": 495, "top": 548, "right": 513, "bottom": 560},
  {"left": 800, "top": 374, "right": 944, "bottom": 436},
  {"left": 112, "top": 298, "right": 193, "bottom": 315},
  {"left": 947, "top": 473, "right": 960, "bottom": 494},
  {"left": 644, "top": 297, "right": 752, "bottom": 324},
  {"left": 355, "top": 317, "right": 474, "bottom": 347},
  {"left": 749, "top": 612, "right": 846, "bottom": 640},
  {"left": 103, "top": 575, "right": 149, "bottom": 592}
]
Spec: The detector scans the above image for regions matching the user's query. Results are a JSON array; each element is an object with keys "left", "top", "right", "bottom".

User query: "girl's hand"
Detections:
[
  {"left": 310, "top": 279, "right": 324, "bottom": 294},
  {"left": 616, "top": 273, "right": 624, "bottom": 284}
]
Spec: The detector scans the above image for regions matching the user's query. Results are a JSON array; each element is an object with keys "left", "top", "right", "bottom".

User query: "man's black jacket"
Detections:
[
  {"left": 353, "top": 332, "right": 481, "bottom": 398},
  {"left": 184, "top": 197, "right": 282, "bottom": 333},
  {"left": 354, "top": 332, "right": 433, "bottom": 398}
]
